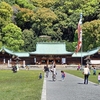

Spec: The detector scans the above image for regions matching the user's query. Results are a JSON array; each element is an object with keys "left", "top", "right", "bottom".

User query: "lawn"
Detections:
[
  {"left": 65, "top": 69, "right": 100, "bottom": 84},
  {"left": 0, "top": 70, "right": 44, "bottom": 100}
]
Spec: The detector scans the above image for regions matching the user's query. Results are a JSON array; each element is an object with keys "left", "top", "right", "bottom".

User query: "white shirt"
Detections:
[
  {"left": 53, "top": 68, "right": 56, "bottom": 75},
  {"left": 84, "top": 67, "right": 89, "bottom": 75}
]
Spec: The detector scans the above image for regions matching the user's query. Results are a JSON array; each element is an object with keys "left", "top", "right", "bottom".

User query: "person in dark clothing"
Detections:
[
  {"left": 93, "top": 67, "right": 96, "bottom": 75},
  {"left": 44, "top": 65, "right": 49, "bottom": 78},
  {"left": 12, "top": 66, "right": 17, "bottom": 73}
]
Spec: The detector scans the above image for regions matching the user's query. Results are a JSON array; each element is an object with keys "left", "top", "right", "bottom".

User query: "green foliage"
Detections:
[
  {"left": 0, "top": 2, "right": 13, "bottom": 31},
  {"left": 0, "top": 0, "right": 100, "bottom": 51},
  {"left": 35, "top": 7, "right": 57, "bottom": 24},
  {"left": 15, "top": 6, "right": 35, "bottom": 30},
  {"left": 65, "top": 41, "right": 77, "bottom": 52},
  {"left": 0, "top": 0, "right": 16, "bottom": 5},
  {"left": 31, "top": 0, "right": 57, "bottom": 8},
  {"left": 0, "top": 41, "right": 2, "bottom": 48},
  {"left": 32, "top": 7, "right": 58, "bottom": 38},
  {"left": 2, "top": 23, "right": 24, "bottom": 51},
  {"left": 22, "top": 29, "right": 36, "bottom": 51},
  {"left": 0, "top": 2, "right": 13, "bottom": 20},
  {"left": 82, "top": 20, "right": 100, "bottom": 51},
  {"left": 15, "top": 0, "right": 36, "bottom": 10}
]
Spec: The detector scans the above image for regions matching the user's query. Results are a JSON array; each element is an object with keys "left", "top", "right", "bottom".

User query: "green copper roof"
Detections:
[
  {"left": 0, "top": 45, "right": 100, "bottom": 57},
  {"left": 72, "top": 52, "right": 88, "bottom": 57},
  {"left": 0, "top": 47, "right": 29, "bottom": 57},
  {"left": 0, "top": 47, "right": 14, "bottom": 55},
  {"left": 72, "top": 47, "right": 100, "bottom": 57},
  {"left": 30, "top": 42, "right": 73, "bottom": 55},
  {"left": 87, "top": 47, "right": 100, "bottom": 55},
  {"left": 14, "top": 52, "right": 30, "bottom": 57}
]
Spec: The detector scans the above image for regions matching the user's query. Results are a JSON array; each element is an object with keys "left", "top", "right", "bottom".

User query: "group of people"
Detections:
[
  {"left": 39, "top": 63, "right": 66, "bottom": 81},
  {"left": 39, "top": 63, "right": 100, "bottom": 84},
  {"left": 43, "top": 64, "right": 58, "bottom": 81}
]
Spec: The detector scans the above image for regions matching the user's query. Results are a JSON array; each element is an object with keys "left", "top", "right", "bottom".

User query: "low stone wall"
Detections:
[
  {"left": 0, "top": 64, "right": 8, "bottom": 69},
  {"left": 0, "top": 64, "right": 81, "bottom": 70}
]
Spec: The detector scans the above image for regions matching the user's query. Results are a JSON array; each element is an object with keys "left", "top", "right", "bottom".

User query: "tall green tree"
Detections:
[
  {"left": 22, "top": 29, "right": 35, "bottom": 51},
  {"left": 15, "top": 0, "right": 36, "bottom": 10},
  {"left": 53, "top": 0, "right": 100, "bottom": 42},
  {"left": 82, "top": 20, "right": 100, "bottom": 51},
  {"left": 2, "top": 23, "right": 24, "bottom": 51},
  {"left": 0, "top": 2, "right": 13, "bottom": 30},
  {"left": 0, "top": 0, "right": 16, "bottom": 5},
  {"left": 32, "top": 7, "right": 57, "bottom": 37},
  {"left": 14, "top": 5, "right": 35, "bottom": 30},
  {"left": 0, "top": 0, "right": 100, "bottom": 52},
  {"left": 31, "top": 0, "right": 56, "bottom": 8}
]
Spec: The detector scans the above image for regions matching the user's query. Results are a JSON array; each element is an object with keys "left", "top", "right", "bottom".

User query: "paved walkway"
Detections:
[{"left": 41, "top": 69, "right": 100, "bottom": 100}]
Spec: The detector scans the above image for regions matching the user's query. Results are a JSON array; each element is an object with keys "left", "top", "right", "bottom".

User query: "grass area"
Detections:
[
  {"left": 65, "top": 70, "right": 100, "bottom": 84},
  {"left": 0, "top": 70, "right": 44, "bottom": 100}
]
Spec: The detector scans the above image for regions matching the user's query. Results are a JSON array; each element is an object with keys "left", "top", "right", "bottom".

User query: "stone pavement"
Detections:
[{"left": 41, "top": 69, "right": 100, "bottom": 100}]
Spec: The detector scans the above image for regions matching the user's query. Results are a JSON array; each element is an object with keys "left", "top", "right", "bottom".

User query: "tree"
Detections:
[
  {"left": 0, "top": 0, "right": 100, "bottom": 52},
  {"left": 2, "top": 23, "right": 24, "bottom": 51},
  {"left": 22, "top": 29, "right": 35, "bottom": 51},
  {"left": 0, "top": 2, "right": 13, "bottom": 21},
  {"left": 15, "top": 5, "right": 35, "bottom": 30},
  {"left": 82, "top": 20, "right": 100, "bottom": 51},
  {"left": 0, "top": 0, "right": 16, "bottom": 5},
  {"left": 53, "top": 10, "right": 74, "bottom": 41},
  {"left": 53, "top": 0, "right": 100, "bottom": 42},
  {"left": 0, "top": 2, "right": 13, "bottom": 30},
  {"left": 32, "top": 7, "right": 57, "bottom": 36},
  {"left": 15, "top": 0, "right": 36, "bottom": 10},
  {"left": 31, "top": 0, "right": 56, "bottom": 8},
  {"left": 65, "top": 41, "right": 77, "bottom": 52}
]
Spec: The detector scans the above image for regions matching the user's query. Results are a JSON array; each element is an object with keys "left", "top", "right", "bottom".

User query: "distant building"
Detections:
[{"left": 0, "top": 42, "right": 100, "bottom": 67}]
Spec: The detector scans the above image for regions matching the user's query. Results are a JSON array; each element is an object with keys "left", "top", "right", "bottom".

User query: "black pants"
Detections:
[{"left": 84, "top": 74, "right": 89, "bottom": 84}]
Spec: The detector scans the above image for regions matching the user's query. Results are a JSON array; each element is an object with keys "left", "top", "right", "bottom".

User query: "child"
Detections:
[
  {"left": 98, "top": 72, "right": 100, "bottom": 84},
  {"left": 61, "top": 70, "right": 65, "bottom": 81},
  {"left": 39, "top": 73, "right": 42, "bottom": 79},
  {"left": 93, "top": 67, "right": 96, "bottom": 75},
  {"left": 77, "top": 64, "right": 80, "bottom": 70}
]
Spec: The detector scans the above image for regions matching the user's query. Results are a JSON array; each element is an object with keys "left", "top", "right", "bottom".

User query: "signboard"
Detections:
[
  {"left": 62, "top": 58, "right": 66, "bottom": 64},
  {"left": 90, "top": 60, "right": 100, "bottom": 64}
]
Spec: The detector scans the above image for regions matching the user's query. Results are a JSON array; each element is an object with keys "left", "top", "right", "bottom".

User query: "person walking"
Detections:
[
  {"left": 93, "top": 67, "right": 96, "bottom": 75},
  {"left": 44, "top": 65, "right": 49, "bottom": 78},
  {"left": 83, "top": 65, "right": 90, "bottom": 84},
  {"left": 51, "top": 65, "right": 57, "bottom": 81}
]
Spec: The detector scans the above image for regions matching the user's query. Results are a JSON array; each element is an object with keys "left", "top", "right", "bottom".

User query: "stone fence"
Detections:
[{"left": 0, "top": 64, "right": 100, "bottom": 70}]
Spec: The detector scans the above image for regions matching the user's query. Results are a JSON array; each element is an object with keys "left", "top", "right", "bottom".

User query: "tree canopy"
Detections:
[
  {"left": 2, "top": 23, "right": 24, "bottom": 51},
  {"left": 82, "top": 20, "right": 100, "bottom": 51},
  {"left": 0, "top": 0, "right": 100, "bottom": 52}
]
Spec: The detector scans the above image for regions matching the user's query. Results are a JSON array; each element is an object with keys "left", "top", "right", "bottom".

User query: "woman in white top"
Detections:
[{"left": 83, "top": 65, "right": 90, "bottom": 84}]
